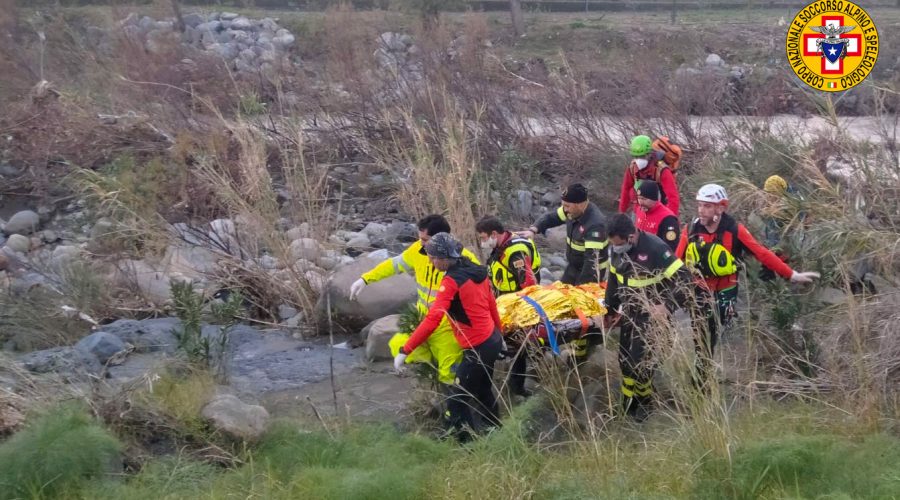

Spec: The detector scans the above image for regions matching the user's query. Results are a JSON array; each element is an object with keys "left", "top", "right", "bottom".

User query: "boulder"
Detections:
[
  {"left": 345, "top": 233, "right": 371, "bottom": 250},
  {"left": 4, "top": 234, "right": 30, "bottom": 254},
  {"left": 510, "top": 190, "right": 533, "bottom": 219},
  {"left": 51, "top": 245, "right": 81, "bottom": 269},
  {"left": 541, "top": 191, "right": 562, "bottom": 206},
  {"left": 325, "top": 252, "right": 416, "bottom": 324},
  {"left": 220, "top": 12, "right": 239, "bottom": 21},
  {"left": 362, "top": 314, "right": 401, "bottom": 361},
  {"left": 3, "top": 210, "right": 40, "bottom": 235},
  {"left": 0, "top": 253, "right": 7, "bottom": 271},
  {"left": 278, "top": 304, "right": 298, "bottom": 321},
  {"left": 290, "top": 238, "right": 322, "bottom": 262},
  {"left": 230, "top": 17, "right": 253, "bottom": 30},
  {"left": 201, "top": 394, "right": 269, "bottom": 441},
  {"left": 75, "top": 332, "right": 128, "bottom": 364},
  {"left": 182, "top": 13, "right": 205, "bottom": 28},
  {"left": 116, "top": 259, "right": 174, "bottom": 305},
  {"left": 705, "top": 53, "right": 725, "bottom": 67},
  {"left": 99, "top": 317, "right": 181, "bottom": 354},
  {"left": 163, "top": 245, "right": 220, "bottom": 277},
  {"left": 20, "top": 346, "right": 101, "bottom": 376},
  {"left": 544, "top": 225, "right": 568, "bottom": 253},
  {"left": 539, "top": 268, "right": 556, "bottom": 283}
]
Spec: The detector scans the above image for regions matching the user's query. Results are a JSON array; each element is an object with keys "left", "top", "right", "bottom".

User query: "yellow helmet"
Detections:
[{"left": 763, "top": 175, "right": 788, "bottom": 194}]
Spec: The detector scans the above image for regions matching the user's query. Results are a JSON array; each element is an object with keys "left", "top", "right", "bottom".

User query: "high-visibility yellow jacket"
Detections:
[{"left": 361, "top": 240, "right": 481, "bottom": 314}]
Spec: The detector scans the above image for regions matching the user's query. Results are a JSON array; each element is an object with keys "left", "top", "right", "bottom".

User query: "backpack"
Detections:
[
  {"left": 630, "top": 136, "right": 684, "bottom": 184},
  {"left": 652, "top": 136, "right": 683, "bottom": 171}
]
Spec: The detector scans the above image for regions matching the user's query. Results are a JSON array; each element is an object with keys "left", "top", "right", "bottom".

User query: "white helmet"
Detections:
[{"left": 696, "top": 183, "right": 728, "bottom": 204}]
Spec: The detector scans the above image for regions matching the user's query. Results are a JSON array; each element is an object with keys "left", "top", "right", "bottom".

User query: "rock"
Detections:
[
  {"left": 20, "top": 346, "right": 101, "bottom": 376},
  {"left": 230, "top": 17, "right": 252, "bottom": 30},
  {"left": 201, "top": 394, "right": 269, "bottom": 441},
  {"left": 539, "top": 268, "right": 555, "bottom": 283},
  {"left": 182, "top": 13, "right": 205, "bottom": 28},
  {"left": 304, "top": 270, "right": 326, "bottom": 294},
  {"left": 116, "top": 259, "right": 174, "bottom": 305},
  {"left": 0, "top": 253, "right": 7, "bottom": 271},
  {"left": 258, "top": 254, "right": 279, "bottom": 270},
  {"left": 9, "top": 272, "right": 46, "bottom": 296},
  {"left": 220, "top": 12, "right": 239, "bottom": 21},
  {"left": 4, "top": 234, "right": 29, "bottom": 254},
  {"left": 75, "top": 332, "right": 127, "bottom": 364},
  {"left": 511, "top": 190, "right": 533, "bottom": 219},
  {"left": 51, "top": 245, "right": 81, "bottom": 268},
  {"left": 547, "top": 254, "right": 568, "bottom": 269},
  {"left": 139, "top": 16, "right": 154, "bottom": 31},
  {"left": 317, "top": 255, "right": 339, "bottom": 271},
  {"left": 90, "top": 218, "right": 116, "bottom": 240},
  {"left": 705, "top": 53, "right": 724, "bottom": 67},
  {"left": 272, "top": 32, "right": 295, "bottom": 49},
  {"left": 99, "top": 317, "right": 181, "bottom": 354},
  {"left": 163, "top": 245, "right": 220, "bottom": 277},
  {"left": 815, "top": 287, "right": 848, "bottom": 306},
  {"left": 326, "top": 253, "right": 416, "bottom": 325},
  {"left": 362, "top": 314, "right": 401, "bottom": 361},
  {"left": 290, "top": 238, "right": 322, "bottom": 262},
  {"left": 197, "top": 20, "right": 223, "bottom": 33},
  {"left": 3, "top": 210, "right": 40, "bottom": 235},
  {"left": 40, "top": 230, "right": 58, "bottom": 243},
  {"left": 278, "top": 304, "right": 298, "bottom": 321},
  {"left": 544, "top": 226, "right": 568, "bottom": 253},
  {"left": 208, "top": 43, "right": 239, "bottom": 61},
  {"left": 542, "top": 191, "right": 562, "bottom": 205},
  {"left": 345, "top": 233, "right": 371, "bottom": 249}
]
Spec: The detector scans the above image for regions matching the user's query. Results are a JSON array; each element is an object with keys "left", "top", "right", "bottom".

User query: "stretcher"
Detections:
[
  {"left": 497, "top": 282, "right": 607, "bottom": 355},
  {"left": 388, "top": 282, "right": 609, "bottom": 363}
]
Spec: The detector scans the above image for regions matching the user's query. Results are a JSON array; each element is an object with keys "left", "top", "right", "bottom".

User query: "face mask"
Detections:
[
  {"left": 633, "top": 158, "right": 649, "bottom": 170},
  {"left": 611, "top": 243, "right": 633, "bottom": 255},
  {"left": 480, "top": 237, "right": 497, "bottom": 250}
]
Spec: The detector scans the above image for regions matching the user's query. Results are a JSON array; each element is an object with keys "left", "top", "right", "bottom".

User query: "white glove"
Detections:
[
  {"left": 790, "top": 271, "right": 821, "bottom": 283},
  {"left": 349, "top": 278, "right": 366, "bottom": 301},
  {"left": 393, "top": 353, "right": 408, "bottom": 373}
]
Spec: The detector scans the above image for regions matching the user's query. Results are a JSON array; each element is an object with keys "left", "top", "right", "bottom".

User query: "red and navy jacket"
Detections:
[
  {"left": 635, "top": 202, "right": 681, "bottom": 253},
  {"left": 402, "top": 257, "right": 501, "bottom": 354},
  {"left": 618, "top": 153, "right": 681, "bottom": 216},
  {"left": 675, "top": 213, "right": 794, "bottom": 291}
]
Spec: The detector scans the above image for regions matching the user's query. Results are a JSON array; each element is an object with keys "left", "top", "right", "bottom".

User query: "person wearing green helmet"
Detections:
[{"left": 619, "top": 135, "right": 681, "bottom": 216}]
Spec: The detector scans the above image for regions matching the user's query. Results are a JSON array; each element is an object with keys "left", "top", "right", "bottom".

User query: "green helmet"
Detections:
[{"left": 630, "top": 135, "right": 653, "bottom": 157}]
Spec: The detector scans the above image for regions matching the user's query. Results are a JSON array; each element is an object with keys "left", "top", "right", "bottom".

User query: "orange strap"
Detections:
[{"left": 574, "top": 308, "right": 589, "bottom": 336}]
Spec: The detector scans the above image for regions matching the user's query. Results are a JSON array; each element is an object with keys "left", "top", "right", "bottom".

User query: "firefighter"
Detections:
[
  {"left": 675, "top": 184, "right": 820, "bottom": 385},
  {"left": 634, "top": 180, "right": 681, "bottom": 253},
  {"left": 520, "top": 183, "right": 608, "bottom": 362},
  {"left": 350, "top": 214, "right": 480, "bottom": 387},
  {"left": 521, "top": 183, "right": 608, "bottom": 286},
  {"left": 476, "top": 215, "right": 541, "bottom": 397},
  {"left": 604, "top": 213, "right": 692, "bottom": 420},
  {"left": 394, "top": 233, "right": 504, "bottom": 442},
  {"left": 619, "top": 135, "right": 681, "bottom": 216}
]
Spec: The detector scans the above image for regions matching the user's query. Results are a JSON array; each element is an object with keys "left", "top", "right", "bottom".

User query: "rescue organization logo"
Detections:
[{"left": 785, "top": 0, "right": 878, "bottom": 92}]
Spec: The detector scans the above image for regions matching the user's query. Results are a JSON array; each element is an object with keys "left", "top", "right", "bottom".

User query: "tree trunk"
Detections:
[
  {"left": 510, "top": 0, "right": 525, "bottom": 37},
  {"left": 170, "top": 0, "right": 186, "bottom": 33}
]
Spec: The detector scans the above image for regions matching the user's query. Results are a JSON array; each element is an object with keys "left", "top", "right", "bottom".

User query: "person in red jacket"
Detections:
[
  {"left": 619, "top": 135, "right": 681, "bottom": 216},
  {"left": 675, "top": 184, "right": 820, "bottom": 386},
  {"left": 634, "top": 180, "right": 681, "bottom": 253},
  {"left": 394, "top": 232, "right": 504, "bottom": 441}
]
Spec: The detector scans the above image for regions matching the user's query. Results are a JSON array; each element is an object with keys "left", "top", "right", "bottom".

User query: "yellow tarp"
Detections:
[{"left": 497, "top": 282, "right": 607, "bottom": 332}]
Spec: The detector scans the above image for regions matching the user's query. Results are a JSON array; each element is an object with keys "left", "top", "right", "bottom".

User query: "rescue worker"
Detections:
[
  {"left": 619, "top": 135, "right": 681, "bottom": 216},
  {"left": 675, "top": 184, "right": 820, "bottom": 385},
  {"left": 393, "top": 233, "right": 504, "bottom": 442},
  {"left": 476, "top": 215, "right": 541, "bottom": 397},
  {"left": 634, "top": 180, "right": 681, "bottom": 253},
  {"left": 522, "top": 183, "right": 609, "bottom": 286},
  {"left": 350, "top": 214, "right": 480, "bottom": 387},
  {"left": 604, "top": 214, "right": 692, "bottom": 420},
  {"left": 476, "top": 215, "right": 541, "bottom": 293}
]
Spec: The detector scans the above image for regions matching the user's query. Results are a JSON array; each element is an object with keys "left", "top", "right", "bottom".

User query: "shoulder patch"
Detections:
[
  {"left": 439, "top": 285, "right": 445, "bottom": 292},
  {"left": 513, "top": 260, "right": 526, "bottom": 269},
  {"left": 666, "top": 230, "right": 677, "bottom": 241},
  {"left": 590, "top": 231, "right": 600, "bottom": 238},
  {"left": 664, "top": 251, "right": 672, "bottom": 259}
]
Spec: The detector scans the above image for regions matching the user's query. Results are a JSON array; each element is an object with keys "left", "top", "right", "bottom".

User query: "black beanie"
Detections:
[
  {"left": 636, "top": 180, "right": 660, "bottom": 201},
  {"left": 561, "top": 183, "right": 588, "bottom": 203}
]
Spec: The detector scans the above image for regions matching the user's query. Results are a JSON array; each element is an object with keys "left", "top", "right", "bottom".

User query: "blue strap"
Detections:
[{"left": 520, "top": 295, "right": 559, "bottom": 355}]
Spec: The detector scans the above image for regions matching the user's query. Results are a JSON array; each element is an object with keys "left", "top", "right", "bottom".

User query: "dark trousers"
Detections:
[
  {"left": 694, "top": 286, "right": 738, "bottom": 385},
  {"left": 446, "top": 330, "right": 503, "bottom": 440},
  {"left": 618, "top": 310, "right": 653, "bottom": 414}
]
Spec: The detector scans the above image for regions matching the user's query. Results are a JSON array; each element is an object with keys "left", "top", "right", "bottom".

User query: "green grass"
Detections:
[
  {"left": 0, "top": 405, "right": 121, "bottom": 500},
  {"left": 17, "top": 399, "right": 882, "bottom": 499}
]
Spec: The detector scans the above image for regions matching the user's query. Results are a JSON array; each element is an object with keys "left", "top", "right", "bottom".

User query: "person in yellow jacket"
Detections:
[{"left": 349, "top": 214, "right": 480, "bottom": 385}]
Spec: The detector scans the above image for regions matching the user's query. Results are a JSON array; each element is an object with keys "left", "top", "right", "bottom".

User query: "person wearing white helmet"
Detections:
[{"left": 675, "top": 183, "right": 820, "bottom": 386}]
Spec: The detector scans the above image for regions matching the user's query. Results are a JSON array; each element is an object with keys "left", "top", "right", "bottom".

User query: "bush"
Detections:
[{"left": 0, "top": 405, "right": 121, "bottom": 500}]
